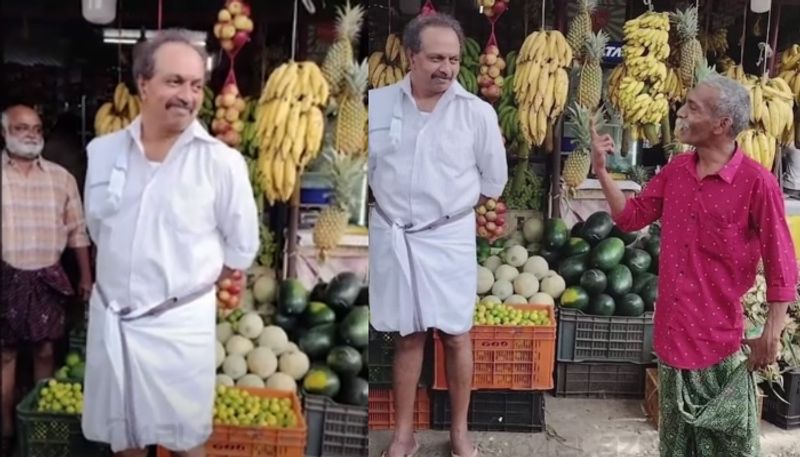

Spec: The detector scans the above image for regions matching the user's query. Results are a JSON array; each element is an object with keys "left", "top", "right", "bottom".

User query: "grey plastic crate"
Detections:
[
  {"left": 555, "top": 361, "right": 649, "bottom": 398},
  {"left": 303, "top": 394, "right": 367, "bottom": 457},
  {"left": 557, "top": 307, "right": 655, "bottom": 364},
  {"left": 762, "top": 368, "right": 800, "bottom": 430}
]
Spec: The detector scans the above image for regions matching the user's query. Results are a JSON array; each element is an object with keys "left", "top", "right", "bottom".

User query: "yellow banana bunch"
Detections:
[
  {"left": 368, "top": 33, "right": 408, "bottom": 89},
  {"left": 699, "top": 28, "right": 728, "bottom": 57},
  {"left": 254, "top": 61, "right": 329, "bottom": 204},
  {"left": 736, "top": 128, "right": 777, "bottom": 171},
  {"left": 777, "top": 44, "right": 800, "bottom": 102},
  {"left": 716, "top": 56, "right": 735, "bottom": 73},
  {"left": 743, "top": 75, "right": 795, "bottom": 145},
  {"left": 94, "top": 83, "right": 141, "bottom": 136},
  {"left": 514, "top": 30, "right": 572, "bottom": 148},
  {"left": 612, "top": 11, "right": 671, "bottom": 144},
  {"left": 722, "top": 64, "right": 748, "bottom": 83}
]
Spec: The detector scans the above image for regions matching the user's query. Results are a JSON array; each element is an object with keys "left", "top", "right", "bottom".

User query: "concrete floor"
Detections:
[{"left": 369, "top": 396, "right": 800, "bottom": 457}]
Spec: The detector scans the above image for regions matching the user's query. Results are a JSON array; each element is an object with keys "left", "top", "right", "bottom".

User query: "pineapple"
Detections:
[
  {"left": 694, "top": 55, "right": 716, "bottom": 85},
  {"left": 566, "top": 0, "right": 597, "bottom": 60},
  {"left": 322, "top": 2, "right": 365, "bottom": 99},
  {"left": 673, "top": 6, "right": 703, "bottom": 88},
  {"left": 577, "top": 30, "right": 609, "bottom": 109},
  {"left": 335, "top": 59, "right": 369, "bottom": 155},
  {"left": 563, "top": 103, "right": 604, "bottom": 196},
  {"left": 313, "top": 151, "right": 367, "bottom": 260},
  {"left": 628, "top": 165, "right": 651, "bottom": 188}
]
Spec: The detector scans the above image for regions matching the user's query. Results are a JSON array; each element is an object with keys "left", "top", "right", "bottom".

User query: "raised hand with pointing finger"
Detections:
[{"left": 589, "top": 118, "right": 615, "bottom": 175}]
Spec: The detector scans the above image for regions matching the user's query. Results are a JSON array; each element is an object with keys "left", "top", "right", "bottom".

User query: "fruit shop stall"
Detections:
[{"left": 365, "top": 0, "right": 800, "bottom": 437}]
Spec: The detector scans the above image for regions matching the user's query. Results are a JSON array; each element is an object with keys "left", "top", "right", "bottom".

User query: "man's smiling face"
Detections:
[{"left": 409, "top": 26, "right": 461, "bottom": 95}]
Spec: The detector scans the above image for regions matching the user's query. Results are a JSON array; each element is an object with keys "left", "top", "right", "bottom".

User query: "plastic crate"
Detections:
[
  {"left": 430, "top": 390, "right": 545, "bottom": 432},
  {"left": 433, "top": 305, "right": 556, "bottom": 390},
  {"left": 16, "top": 379, "right": 112, "bottom": 457},
  {"left": 556, "top": 307, "right": 655, "bottom": 364},
  {"left": 643, "top": 367, "right": 659, "bottom": 429},
  {"left": 762, "top": 368, "right": 800, "bottom": 430},
  {"left": 368, "top": 327, "right": 434, "bottom": 386},
  {"left": 303, "top": 395, "right": 367, "bottom": 457},
  {"left": 155, "top": 387, "right": 307, "bottom": 457},
  {"left": 368, "top": 386, "right": 430, "bottom": 431},
  {"left": 555, "top": 361, "right": 648, "bottom": 398}
]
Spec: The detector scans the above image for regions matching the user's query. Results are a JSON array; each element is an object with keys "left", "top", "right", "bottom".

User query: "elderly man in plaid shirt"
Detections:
[{"left": 1, "top": 104, "right": 93, "bottom": 453}]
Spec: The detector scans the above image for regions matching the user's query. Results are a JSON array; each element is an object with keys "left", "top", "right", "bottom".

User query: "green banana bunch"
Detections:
[
  {"left": 199, "top": 85, "right": 215, "bottom": 130},
  {"left": 462, "top": 37, "right": 481, "bottom": 72},
  {"left": 498, "top": 103, "right": 520, "bottom": 141},
  {"left": 458, "top": 66, "right": 479, "bottom": 94},
  {"left": 505, "top": 51, "right": 518, "bottom": 77},
  {"left": 238, "top": 98, "right": 259, "bottom": 157}
]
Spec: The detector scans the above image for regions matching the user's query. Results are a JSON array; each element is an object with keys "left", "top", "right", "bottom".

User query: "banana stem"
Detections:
[{"left": 661, "top": 114, "right": 672, "bottom": 146}]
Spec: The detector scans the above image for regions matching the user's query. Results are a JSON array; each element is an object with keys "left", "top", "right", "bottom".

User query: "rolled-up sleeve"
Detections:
[
  {"left": 63, "top": 172, "right": 91, "bottom": 248},
  {"left": 613, "top": 165, "right": 668, "bottom": 232},
  {"left": 215, "top": 152, "right": 260, "bottom": 270},
  {"left": 750, "top": 175, "right": 798, "bottom": 303},
  {"left": 475, "top": 104, "right": 508, "bottom": 198}
]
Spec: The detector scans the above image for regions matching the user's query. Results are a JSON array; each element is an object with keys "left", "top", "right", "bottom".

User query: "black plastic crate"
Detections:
[
  {"left": 368, "top": 327, "right": 434, "bottom": 385},
  {"left": 555, "top": 361, "right": 648, "bottom": 398},
  {"left": 303, "top": 394, "right": 367, "bottom": 457},
  {"left": 16, "top": 380, "right": 111, "bottom": 457},
  {"left": 431, "top": 390, "right": 545, "bottom": 432},
  {"left": 557, "top": 307, "right": 655, "bottom": 364},
  {"left": 762, "top": 368, "right": 800, "bottom": 430}
]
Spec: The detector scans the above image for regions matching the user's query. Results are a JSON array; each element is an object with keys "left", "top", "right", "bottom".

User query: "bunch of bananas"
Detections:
[
  {"left": 699, "top": 27, "right": 728, "bottom": 57},
  {"left": 94, "top": 83, "right": 140, "bottom": 136},
  {"left": 457, "top": 37, "right": 483, "bottom": 95},
  {"left": 514, "top": 30, "right": 572, "bottom": 148},
  {"left": 610, "top": 12, "right": 671, "bottom": 144},
  {"left": 777, "top": 44, "right": 800, "bottom": 102},
  {"left": 722, "top": 64, "right": 749, "bottom": 84},
  {"left": 199, "top": 86, "right": 216, "bottom": 130},
  {"left": 368, "top": 34, "right": 408, "bottom": 88},
  {"left": 736, "top": 129, "right": 779, "bottom": 171},
  {"left": 745, "top": 75, "right": 795, "bottom": 142},
  {"left": 716, "top": 56, "right": 736, "bottom": 73},
  {"left": 254, "top": 61, "right": 329, "bottom": 204}
]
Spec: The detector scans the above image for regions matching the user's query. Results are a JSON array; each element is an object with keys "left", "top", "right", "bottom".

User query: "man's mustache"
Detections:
[
  {"left": 432, "top": 73, "right": 451, "bottom": 80},
  {"left": 167, "top": 99, "right": 193, "bottom": 110}
]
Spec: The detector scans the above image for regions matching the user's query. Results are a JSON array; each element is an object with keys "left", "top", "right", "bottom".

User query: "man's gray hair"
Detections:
[
  {"left": 697, "top": 74, "right": 751, "bottom": 138},
  {"left": 132, "top": 28, "right": 208, "bottom": 81},
  {"left": 402, "top": 13, "right": 464, "bottom": 54}
]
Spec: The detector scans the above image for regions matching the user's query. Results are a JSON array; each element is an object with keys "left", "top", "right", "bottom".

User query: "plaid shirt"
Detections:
[{"left": 1, "top": 151, "right": 90, "bottom": 270}]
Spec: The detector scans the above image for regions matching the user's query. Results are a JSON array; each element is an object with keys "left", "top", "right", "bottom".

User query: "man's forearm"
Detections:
[
  {"left": 596, "top": 170, "right": 627, "bottom": 217},
  {"left": 72, "top": 246, "right": 93, "bottom": 281},
  {"left": 764, "top": 301, "right": 792, "bottom": 339}
]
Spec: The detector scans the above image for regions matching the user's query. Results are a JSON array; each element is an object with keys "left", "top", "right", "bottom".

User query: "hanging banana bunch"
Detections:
[
  {"left": 368, "top": 33, "right": 409, "bottom": 88},
  {"left": 777, "top": 44, "right": 800, "bottom": 102},
  {"left": 94, "top": 83, "right": 141, "bottom": 136},
  {"left": 736, "top": 75, "right": 795, "bottom": 171},
  {"left": 254, "top": 61, "right": 329, "bottom": 204}
]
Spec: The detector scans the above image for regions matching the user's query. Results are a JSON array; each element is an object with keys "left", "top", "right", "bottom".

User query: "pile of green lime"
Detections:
[
  {"left": 213, "top": 385, "right": 298, "bottom": 428},
  {"left": 474, "top": 302, "right": 551, "bottom": 326},
  {"left": 36, "top": 379, "right": 83, "bottom": 414}
]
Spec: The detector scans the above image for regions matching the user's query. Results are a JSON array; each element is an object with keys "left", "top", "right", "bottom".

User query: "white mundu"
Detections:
[
  {"left": 80, "top": 118, "right": 259, "bottom": 452},
  {"left": 368, "top": 75, "right": 508, "bottom": 337}
]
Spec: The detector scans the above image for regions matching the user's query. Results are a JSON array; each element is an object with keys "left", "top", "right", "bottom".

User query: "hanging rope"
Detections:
[
  {"left": 643, "top": 0, "right": 653, "bottom": 12},
  {"left": 291, "top": 0, "right": 299, "bottom": 60},
  {"left": 740, "top": 2, "right": 747, "bottom": 65},
  {"left": 758, "top": 8, "right": 774, "bottom": 75},
  {"left": 158, "top": 0, "right": 163, "bottom": 30},
  {"left": 541, "top": 0, "right": 545, "bottom": 30}
]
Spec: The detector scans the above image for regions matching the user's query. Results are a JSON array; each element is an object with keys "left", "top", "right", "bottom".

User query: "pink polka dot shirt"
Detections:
[{"left": 614, "top": 147, "right": 798, "bottom": 370}]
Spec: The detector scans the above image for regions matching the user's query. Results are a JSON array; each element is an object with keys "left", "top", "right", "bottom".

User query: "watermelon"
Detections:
[
  {"left": 571, "top": 221, "right": 585, "bottom": 237},
  {"left": 624, "top": 248, "right": 652, "bottom": 276},
  {"left": 559, "top": 286, "right": 590, "bottom": 311},
  {"left": 278, "top": 279, "right": 309, "bottom": 315},
  {"left": 273, "top": 312, "right": 299, "bottom": 333},
  {"left": 339, "top": 306, "right": 369, "bottom": 349},
  {"left": 617, "top": 293, "right": 645, "bottom": 316},
  {"left": 581, "top": 212, "right": 614, "bottom": 245},
  {"left": 632, "top": 272, "right": 657, "bottom": 295},
  {"left": 558, "top": 254, "right": 589, "bottom": 286},
  {"left": 579, "top": 269, "right": 608, "bottom": 294},
  {"left": 588, "top": 293, "right": 616, "bottom": 316},
  {"left": 589, "top": 237, "right": 626, "bottom": 271},
  {"left": 539, "top": 246, "right": 561, "bottom": 267},
  {"left": 337, "top": 376, "right": 368, "bottom": 407},
  {"left": 298, "top": 324, "right": 336, "bottom": 360},
  {"left": 563, "top": 237, "right": 591, "bottom": 257},
  {"left": 303, "top": 365, "right": 341, "bottom": 398},
  {"left": 310, "top": 281, "right": 327, "bottom": 302},
  {"left": 304, "top": 301, "right": 336, "bottom": 327},
  {"left": 610, "top": 225, "right": 638, "bottom": 246},
  {"left": 543, "top": 218, "right": 569, "bottom": 250},
  {"left": 606, "top": 264, "right": 633, "bottom": 297},
  {"left": 641, "top": 277, "right": 658, "bottom": 311},
  {"left": 326, "top": 346, "right": 363, "bottom": 377},
  {"left": 643, "top": 235, "right": 661, "bottom": 262},
  {"left": 325, "top": 272, "right": 364, "bottom": 316}
]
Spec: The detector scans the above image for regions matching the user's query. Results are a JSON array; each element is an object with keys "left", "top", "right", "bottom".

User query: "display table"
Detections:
[
  {"left": 283, "top": 228, "right": 368, "bottom": 289},
  {"left": 785, "top": 198, "right": 800, "bottom": 259},
  {"left": 558, "top": 179, "right": 642, "bottom": 228}
]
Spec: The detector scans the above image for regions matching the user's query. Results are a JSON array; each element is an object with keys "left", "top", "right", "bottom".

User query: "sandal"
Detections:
[
  {"left": 381, "top": 440, "right": 420, "bottom": 457},
  {"left": 451, "top": 447, "right": 478, "bottom": 457}
]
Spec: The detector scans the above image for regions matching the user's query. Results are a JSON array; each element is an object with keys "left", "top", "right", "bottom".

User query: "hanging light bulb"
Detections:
[
  {"left": 750, "top": 0, "right": 771, "bottom": 14},
  {"left": 83, "top": 0, "right": 117, "bottom": 25}
]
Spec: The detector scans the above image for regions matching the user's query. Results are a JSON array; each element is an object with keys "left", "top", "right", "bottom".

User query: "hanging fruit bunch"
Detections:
[
  {"left": 368, "top": 33, "right": 408, "bottom": 88},
  {"left": 735, "top": 75, "right": 795, "bottom": 171},
  {"left": 457, "top": 37, "right": 482, "bottom": 95},
  {"left": 217, "top": 270, "right": 244, "bottom": 310},
  {"left": 699, "top": 27, "right": 729, "bottom": 58},
  {"left": 476, "top": 198, "right": 507, "bottom": 240},
  {"left": 479, "top": 45, "right": 506, "bottom": 104},
  {"left": 563, "top": 103, "right": 605, "bottom": 197},
  {"left": 94, "top": 83, "right": 141, "bottom": 136},
  {"left": 777, "top": 44, "right": 800, "bottom": 102},
  {"left": 254, "top": 61, "right": 329, "bottom": 204},
  {"left": 609, "top": 11, "right": 671, "bottom": 144},
  {"left": 321, "top": 2, "right": 365, "bottom": 100},
  {"left": 566, "top": 0, "right": 597, "bottom": 61},
  {"left": 212, "top": 81, "right": 248, "bottom": 148},
  {"left": 672, "top": 6, "right": 703, "bottom": 89},
  {"left": 497, "top": 50, "right": 519, "bottom": 142},
  {"left": 576, "top": 30, "right": 609, "bottom": 109},
  {"left": 334, "top": 60, "right": 369, "bottom": 155},
  {"left": 514, "top": 30, "right": 572, "bottom": 149},
  {"left": 213, "top": 0, "right": 254, "bottom": 53},
  {"left": 478, "top": 0, "right": 509, "bottom": 18}
]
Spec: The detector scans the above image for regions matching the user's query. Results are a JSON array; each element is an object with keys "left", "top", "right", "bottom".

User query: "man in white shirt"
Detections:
[
  {"left": 80, "top": 29, "right": 259, "bottom": 457},
  {"left": 368, "top": 13, "right": 507, "bottom": 457}
]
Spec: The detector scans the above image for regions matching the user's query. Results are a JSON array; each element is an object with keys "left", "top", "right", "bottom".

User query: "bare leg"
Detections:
[
  {"left": 440, "top": 332, "right": 475, "bottom": 457},
  {"left": 114, "top": 449, "right": 147, "bottom": 457},
  {"left": 2, "top": 349, "right": 17, "bottom": 440},
  {"left": 175, "top": 444, "right": 206, "bottom": 457},
  {"left": 33, "top": 340, "right": 56, "bottom": 382},
  {"left": 385, "top": 332, "right": 426, "bottom": 457}
]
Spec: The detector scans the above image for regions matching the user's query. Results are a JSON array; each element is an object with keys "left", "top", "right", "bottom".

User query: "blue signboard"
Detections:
[{"left": 602, "top": 41, "right": 624, "bottom": 65}]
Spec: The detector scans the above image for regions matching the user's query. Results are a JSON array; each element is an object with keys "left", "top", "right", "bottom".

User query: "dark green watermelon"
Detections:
[
  {"left": 303, "top": 365, "right": 341, "bottom": 398},
  {"left": 560, "top": 286, "right": 590, "bottom": 312},
  {"left": 580, "top": 269, "right": 608, "bottom": 295},
  {"left": 310, "top": 282, "right": 327, "bottom": 302},
  {"left": 272, "top": 312, "right": 299, "bottom": 333},
  {"left": 610, "top": 225, "right": 639, "bottom": 246},
  {"left": 339, "top": 306, "right": 369, "bottom": 349},
  {"left": 544, "top": 218, "right": 569, "bottom": 250},
  {"left": 582, "top": 212, "right": 614, "bottom": 245},
  {"left": 641, "top": 277, "right": 658, "bottom": 312},
  {"left": 563, "top": 237, "right": 591, "bottom": 257},
  {"left": 326, "top": 346, "right": 363, "bottom": 377},
  {"left": 588, "top": 293, "right": 616, "bottom": 316},
  {"left": 606, "top": 264, "right": 633, "bottom": 297},
  {"left": 325, "top": 272, "right": 364, "bottom": 316},
  {"left": 571, "top": 221, "right": 586, "bottom": 237},
  {"left": 356, "top": 287, "right": 369, "bottom": 306},
  {"left": 617, "top": 293, "right": 645, "bottom": 316},
  {"left": 337, "top": 377, "right": 369, "bottom": 407},
  {"left": 643, "top": 235, "right": 661, "bottom": 262},
  {"left": 278, "top": 279, "right": 309, "bottom": 315},
  {"left": 632, "top": 272, "right": 657, "bottom": 295},
  {"left": 304, "top": 301, "right": 337, "bottom": 327},
  {"left": 589, "top": 237, "right": 626, "bottom": 271},
  {"left": 558, "top": 254, "right": 589, "bottom": 286},
  {"left": 624, "top": 248, "right": 653, "bottom": 276},
  {"left": 299, "top": 324, "right": 337, "bottom": 360},
  {"left": 538, "top": 246, "right": 561, "bottom": 267}
]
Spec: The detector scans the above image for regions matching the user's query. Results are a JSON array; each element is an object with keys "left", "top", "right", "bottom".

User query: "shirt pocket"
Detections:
[
  {"left": 697, "top": 215, "right": 740, "bottom": 260},
  {"left": 166, "top": 186, "right": 216, "bottom": 235},
  {"left": 435, "top": 129, "right": 475, "bottom": 172}
]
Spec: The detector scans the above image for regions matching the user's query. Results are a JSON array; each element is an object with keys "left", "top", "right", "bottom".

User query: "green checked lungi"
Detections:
[{"left": 659, "top": 351, "right": 760, "bottom": 457}]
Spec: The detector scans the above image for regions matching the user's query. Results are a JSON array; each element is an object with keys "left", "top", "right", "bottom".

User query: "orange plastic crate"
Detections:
[
  {"left": 156, "top": 387, "right": 307, "bottom": 457},
  {"left": 368, "top": 386, "right": 430, "bottom": 430},
  {"left": 433, "top": 304, "right": 556, "bottom": 390}
]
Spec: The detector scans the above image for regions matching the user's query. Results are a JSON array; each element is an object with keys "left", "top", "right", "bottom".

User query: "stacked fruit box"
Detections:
[
  {"left": 367, "top": 328, "right": 433, "bottom": 432},
  {"left": 428, "top": 304, "right": 554, "bottom": 433},
  {"left": 552, "top": 211, "right": 659, "bottom": 398},
  {"left": 762, "top": 368, "right": 800, "bottom": 430}
]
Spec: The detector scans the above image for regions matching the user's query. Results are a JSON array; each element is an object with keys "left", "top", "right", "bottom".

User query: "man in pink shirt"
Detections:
[{"left": 592, "top": 74, "right": 798, "bottom": 456}]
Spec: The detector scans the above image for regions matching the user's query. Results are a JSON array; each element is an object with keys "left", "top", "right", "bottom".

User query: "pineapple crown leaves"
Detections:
[
  {"left": 578, "top": 0, "right": 598, "bottom": 14},
  {"left": 582, "top": 29, "right": 610, "bottom": 63},
  {"left": 693, "top": 55, "right": 717, "bottom": 86},
  {"left": 343, "top": 58, "right": 370, "bottom": 98},
  {"left": 320, "top": 148, "right": 367, "bottom": 210},
  {"left": 567, "top": 102, "right": 606, "bottom": 152},
  {"left": 336, "top": 1, "right": 366, "bottom": 44},
  {"left": 671, "top": 5, "right": 699, "bottom": 41}
]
